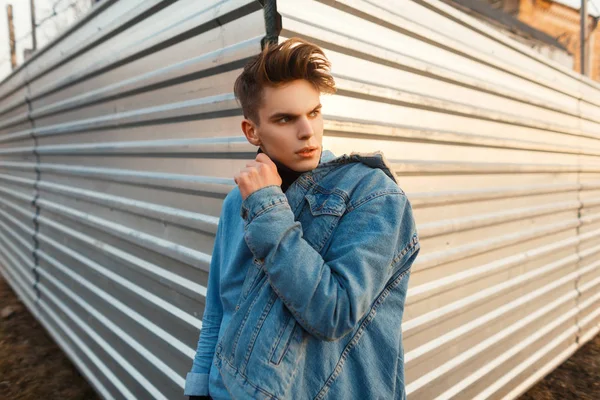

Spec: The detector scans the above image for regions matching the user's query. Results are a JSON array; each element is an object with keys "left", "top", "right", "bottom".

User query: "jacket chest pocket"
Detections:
[{"left": 300, "top": 187, "right": 347, "bottom": 253}]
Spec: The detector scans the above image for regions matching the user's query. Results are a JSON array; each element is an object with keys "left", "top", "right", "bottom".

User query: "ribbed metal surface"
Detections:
[
  {"left": 0, "top": 0, "right": 265, "bottom": 399},
  {"left": 0, "top": 1, "right": 599, "bottom": 399},
  {"left": 276, "top": 0, "right": 600, "bottom": 399}
]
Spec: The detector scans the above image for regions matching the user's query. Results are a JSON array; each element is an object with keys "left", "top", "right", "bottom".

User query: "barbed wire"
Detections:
[{"left": 12, "top": 0, "right": 85, "bottom": 45}]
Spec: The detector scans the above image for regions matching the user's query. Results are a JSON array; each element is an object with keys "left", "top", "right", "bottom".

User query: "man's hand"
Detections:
[{"left": 234, "top": 153, "right": 282, "bottom": 200}]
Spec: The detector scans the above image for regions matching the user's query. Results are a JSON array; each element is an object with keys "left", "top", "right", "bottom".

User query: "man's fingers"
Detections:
[
  {"left": 240, "top": 167, "right": 258, "bottom": 174},
  {"left": 234, "top": 171, "right": 244, "bottom": 182},
  {"left": 236, "top": 154, "right": 279, "bottom": 190},
  {"left": 256, "top": 152, "right": 275, "bottom": 166},
  {"left": 234, "top": 168, "right": 259, "bottom": 185}
]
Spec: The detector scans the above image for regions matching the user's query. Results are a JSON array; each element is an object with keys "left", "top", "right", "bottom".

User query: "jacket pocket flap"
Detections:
[{"left": 304, "top": 190, "right": 346, "bottom": 216}]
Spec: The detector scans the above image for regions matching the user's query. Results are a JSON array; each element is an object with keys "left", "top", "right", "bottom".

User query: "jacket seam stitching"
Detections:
[
  {"left": 241, "top": 290, "right": 279, "bottom": 374},
  {"left": 314, "top": 268, "right": 411, "bottom": 400},
  {"left": 266, "top": 268, "right": 330, "bottom": 341},
  {"left": 219, "top": 356, "right": 281, "bottom": 400},
  {"left": 307, "top": 214, "right": 341, "bottom": 253},
  {"left": 392, "top": 233, "right": 420, "bottom": 266},
  {"left": 229, "top": 279, "right": 266, "bottom": 359},
  {"left": 246, "top": 198, "right": 288, "bottom": 223},
  {"left": 347, "top": 190, "right": 404, "bottom": 213},
  {"left": 268, "top": 312, "right": 292, "bottom": 363}
]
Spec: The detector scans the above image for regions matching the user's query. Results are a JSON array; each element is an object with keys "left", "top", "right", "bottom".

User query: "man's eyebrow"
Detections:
[
  {"left": 268, "top": 104, "right": 322, "bottom": 120},
  {"left": 269, "top": 112, "right": 295, "bottom": 121}
]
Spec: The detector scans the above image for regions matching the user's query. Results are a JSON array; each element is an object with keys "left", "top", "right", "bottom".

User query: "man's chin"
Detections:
[{"left": 293, "top": 157, "right": 319, "bottom": 171}]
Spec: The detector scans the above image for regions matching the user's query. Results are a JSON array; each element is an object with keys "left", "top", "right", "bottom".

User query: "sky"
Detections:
[{"left": 0, "top": 0, "right": 93, "bottom": 82}]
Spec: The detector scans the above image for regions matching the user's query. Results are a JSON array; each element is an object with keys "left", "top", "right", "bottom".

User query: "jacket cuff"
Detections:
[
  {"left": 184, "top": 372, "right": 209, "bottom": 396},
  {"left": 240, "top": 185, "right": 288, "bottom": 224}
]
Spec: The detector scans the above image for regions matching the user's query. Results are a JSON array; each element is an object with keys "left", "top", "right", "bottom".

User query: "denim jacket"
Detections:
[{"left": 185, "top": 149, "right": 420, "bottom": 399}]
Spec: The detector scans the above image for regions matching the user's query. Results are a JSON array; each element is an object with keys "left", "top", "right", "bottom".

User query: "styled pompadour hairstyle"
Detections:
[{"left": 233, "top": 37, "right": 336, "bottom": 124}]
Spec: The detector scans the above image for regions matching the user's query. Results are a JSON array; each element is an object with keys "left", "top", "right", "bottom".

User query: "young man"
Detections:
[{"left": 184, "top": 38, "right": 420, "bottom": 400}]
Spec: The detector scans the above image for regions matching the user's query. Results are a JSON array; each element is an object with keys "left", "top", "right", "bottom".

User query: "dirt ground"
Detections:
[
  {"left": 518, "top": 332, "right": 600, "bottom": 400},
  {"left": 0, "top": 275, "right": 99, "bottom": 400},
  {"left": 0, "top": 274, "right": 598, "bottom": 400}
]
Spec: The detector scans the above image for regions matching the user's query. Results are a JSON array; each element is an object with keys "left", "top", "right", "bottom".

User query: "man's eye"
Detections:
[
  {"left": 309, "top": 110, "right": 320, "bottom": 117},
  {"left": 277, "top": 117, "right": 290, "bottom": 124}
]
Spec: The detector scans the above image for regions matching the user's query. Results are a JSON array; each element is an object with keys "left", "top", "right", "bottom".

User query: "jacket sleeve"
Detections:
[
  {"left": 184, "top": 215, "right": 225, "bottom": 396},
  {"left": 240, "top": 184, "right": 420, "bottom": 341}
]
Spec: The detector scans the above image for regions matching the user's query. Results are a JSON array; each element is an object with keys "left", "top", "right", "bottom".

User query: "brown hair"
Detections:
[{"left": 233, "top": 37, "right": 336, "bottom": 124}]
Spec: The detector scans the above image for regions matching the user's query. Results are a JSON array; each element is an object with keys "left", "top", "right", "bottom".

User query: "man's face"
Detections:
[{"left": 244, "top": 79, "right": 323, "bottom": 172}]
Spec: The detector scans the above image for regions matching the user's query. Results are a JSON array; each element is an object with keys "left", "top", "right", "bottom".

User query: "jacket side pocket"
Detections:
[
  {"left": 269, "top": 312, "right": 298, "bottom": 365},
  {"left": 238, "top": 258, "right": 264, "bottom": 306}
]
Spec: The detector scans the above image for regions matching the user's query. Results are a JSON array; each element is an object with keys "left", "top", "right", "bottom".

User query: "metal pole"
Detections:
[
  {"left": 6, "top": 5, "right": 17, "bottom": 70},
  {"left": 581, "top": 0, "right": 588, "bottom": 75},
  {"left": 30, "top": 0, "right": 37, "bottom": 51}
]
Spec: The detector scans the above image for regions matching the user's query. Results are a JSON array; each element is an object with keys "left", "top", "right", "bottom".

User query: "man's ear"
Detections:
[{"left": 241, "top": 118, "right": 261, "bottom": 147}]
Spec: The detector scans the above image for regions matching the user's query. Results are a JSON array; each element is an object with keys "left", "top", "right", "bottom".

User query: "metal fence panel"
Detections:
[
  {"left": 1, "top": 0, "right": 265, "bottom": 399},
  {"left": 276, "top": 0, "right": 600, "bottom": 399},
  {"left": 0, "top": 0, "right": 598, "bottom": 399}
]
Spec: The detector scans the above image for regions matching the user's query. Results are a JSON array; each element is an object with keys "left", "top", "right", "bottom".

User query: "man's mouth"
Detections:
[{"left": 297, "top": 147, "right": 319, "bottom": 157}]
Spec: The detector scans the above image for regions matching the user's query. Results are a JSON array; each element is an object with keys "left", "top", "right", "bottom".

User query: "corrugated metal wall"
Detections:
[
  {"left": 0, "top": 0, "right": 598, "bottom": 399},
  {"left": 279, "top": 0, "right": 600, "bottom": 399},
  {"left": 0, "top": 0, "right": 266, "bottom": 399}
]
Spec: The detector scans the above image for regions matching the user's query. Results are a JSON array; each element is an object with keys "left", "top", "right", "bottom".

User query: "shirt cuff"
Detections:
[
  {"left": 240, "top": 185, "right": 288, "bottom": 224},
  {"left": 184, "top": 372, "right": 209, "bottom": 396}
]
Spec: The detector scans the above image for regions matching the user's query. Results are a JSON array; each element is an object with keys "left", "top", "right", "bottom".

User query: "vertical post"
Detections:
[
  {"left": 7, "top": 4, "right": 17, "bottom": 70},
  {"left": 581, "top": 0, "right": 588, "bottom": 75},
  {"left": 30, "top": 0, "right": 37, "bottom": 51}
]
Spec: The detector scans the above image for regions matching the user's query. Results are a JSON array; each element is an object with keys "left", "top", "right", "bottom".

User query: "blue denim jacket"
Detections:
[{"left": 185, "top": 149, "right": 420, "bottom": 399}]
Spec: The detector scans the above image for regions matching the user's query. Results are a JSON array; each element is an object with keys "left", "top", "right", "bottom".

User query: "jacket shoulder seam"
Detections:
[{"left": 347, "top": 189, "right": 404, "bottom": 213}]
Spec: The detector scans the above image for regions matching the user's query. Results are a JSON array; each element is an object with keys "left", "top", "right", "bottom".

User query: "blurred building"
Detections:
[
  {"left": 447, "top": 0, "right": 600, "bottom": 81},
  {"left": 517, "top": 0, "right": 600, "bottom": 80},
  {"left": 443, "top": 0, "right": 573, "bottom": 67}
]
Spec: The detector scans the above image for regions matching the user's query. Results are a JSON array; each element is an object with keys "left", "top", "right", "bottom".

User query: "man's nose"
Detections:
[{"left": 297, "top": 116, "right": 314, "bottom": 139}]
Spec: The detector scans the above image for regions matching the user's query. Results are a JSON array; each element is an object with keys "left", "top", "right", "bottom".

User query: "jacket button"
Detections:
[{"left": 235, "top": 305, "right": 240, "bottom": 311}]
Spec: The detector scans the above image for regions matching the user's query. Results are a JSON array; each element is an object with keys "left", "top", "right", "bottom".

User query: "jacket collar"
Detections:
[
  {"left": 319, "top": 149, "right": 337, "bottom": 165},
  {"left": 312, "top": 149, "right": 399, "bottom": 185}
]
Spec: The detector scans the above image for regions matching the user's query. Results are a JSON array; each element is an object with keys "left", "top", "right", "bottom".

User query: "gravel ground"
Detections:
[{"left": 0, "top": 274, "right": 597, "bottom": 399}]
